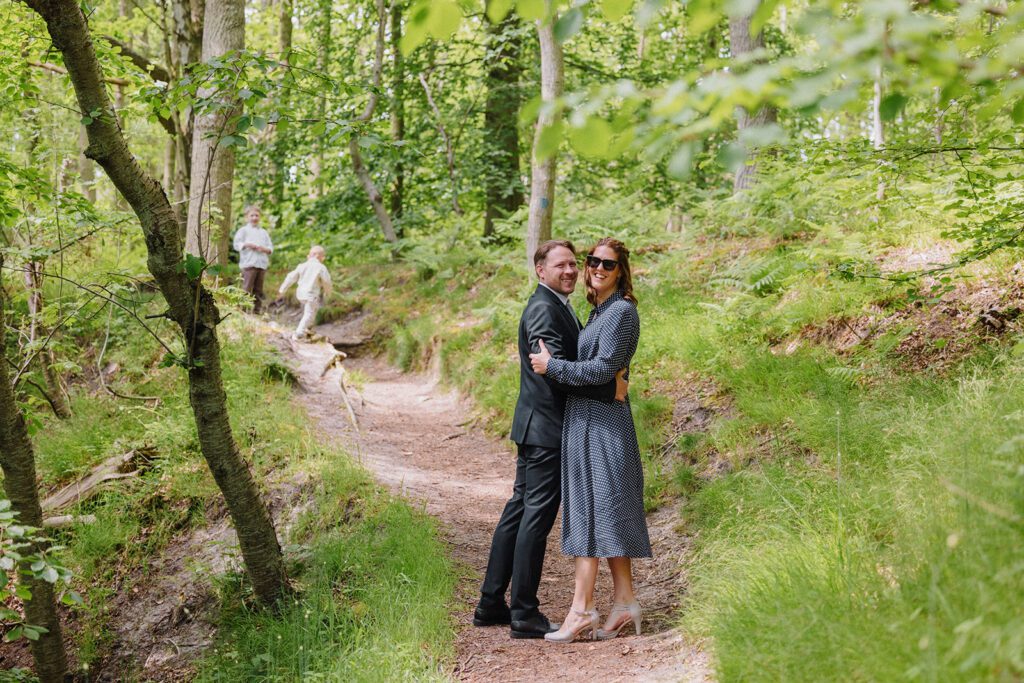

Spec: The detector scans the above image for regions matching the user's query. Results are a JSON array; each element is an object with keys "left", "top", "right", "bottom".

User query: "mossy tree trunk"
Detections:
[
  {"left": 0, "top": 252, "right": 69, "bottom": 683},
  {"left": 21, "top": 0, "right": 291, "bottom": 607}
]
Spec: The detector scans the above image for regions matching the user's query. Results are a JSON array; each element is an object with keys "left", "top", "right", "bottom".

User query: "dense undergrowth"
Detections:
[
  {"left": 322, "top": 176, "right": 1023, "bottom": 681},
  {"left": 7, "top": 307, "right": 455, "bottom": 680}
]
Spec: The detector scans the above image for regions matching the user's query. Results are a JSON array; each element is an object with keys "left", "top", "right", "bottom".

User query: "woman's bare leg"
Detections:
[
  {"left": 549, "top": 557, "right": 600, "bottom": 638},
  {"left": 604, "top": 557, "right": 637, "bottom": 630}
]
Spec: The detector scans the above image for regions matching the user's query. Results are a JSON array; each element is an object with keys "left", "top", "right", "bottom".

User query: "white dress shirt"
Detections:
[{"left": 232, "top": 224, "right": 273, "bottom": 270}]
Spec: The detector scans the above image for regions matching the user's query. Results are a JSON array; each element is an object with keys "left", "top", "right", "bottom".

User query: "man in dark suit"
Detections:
[{"left": 474, "top": 239, "right": 626, "bottom": 639}]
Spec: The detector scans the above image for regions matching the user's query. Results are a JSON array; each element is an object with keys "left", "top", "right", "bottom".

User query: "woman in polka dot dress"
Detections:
[{"left": 530, "top": 237, "right": 652, "bottom": 643}]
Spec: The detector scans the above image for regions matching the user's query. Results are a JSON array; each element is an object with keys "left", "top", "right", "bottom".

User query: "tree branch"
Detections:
[{"left": 103, "top": 35, "right": 172, "bottom": 82}]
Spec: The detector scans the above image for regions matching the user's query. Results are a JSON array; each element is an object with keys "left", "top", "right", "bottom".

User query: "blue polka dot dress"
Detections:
[{"left": 546, "top": 290, "right": 652, "bottom": 559}]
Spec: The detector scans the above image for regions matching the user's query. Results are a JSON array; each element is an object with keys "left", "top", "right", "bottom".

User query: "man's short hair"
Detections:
[{"left": 534, "top": 239, "right": 576, "bottom": 266}]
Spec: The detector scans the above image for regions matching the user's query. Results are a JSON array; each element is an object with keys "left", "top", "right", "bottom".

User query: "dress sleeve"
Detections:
[{"left": 547, "top": 302, "right": 639, "bottom": 387}]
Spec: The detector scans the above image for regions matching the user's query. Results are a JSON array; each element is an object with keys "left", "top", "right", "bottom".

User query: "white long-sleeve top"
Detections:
[
  {"left": 232, "top": 224, "right": 273, "bottom": 270},
  {"left": 279, "top": 258, "right": 333, "bottom": 302}
]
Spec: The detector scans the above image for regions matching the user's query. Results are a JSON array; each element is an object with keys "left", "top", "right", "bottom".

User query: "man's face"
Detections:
[
  {"left": 536, "top": 246, "right": 579, "bottom": 296},
  {"left": 246, "top": 208, "right": 262, "bottom": 225}
]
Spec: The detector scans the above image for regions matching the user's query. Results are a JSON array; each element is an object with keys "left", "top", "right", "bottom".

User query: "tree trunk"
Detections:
[
  {"left": 419, "top": 73, "right": 463, "bottom": 215},
  {"left": 310, "top": 0, "right": 331, "bottom": 199},
  {"left": 389, "top": 0, "right": 405, "bottom": 230},
  {"left": 872, "top": 63, "right": 886, "bottom": 200},
  {"left": 269, "top": 0, "right": 293, "bottom": 231},
  {"left": 483, "top": 8, "right": 524, "bottom": 239},
  {"left": 171, "top": 0, "right": 203, "bottom": 236},
  {"left": 729, "top": 6, "right": 777, "bottom": 193},
  {"left": 526, "top": 3, "right": 563, "bottom": 270},
  {"left": 24, "top": 0, "right": 291, "bottom": 607},
  {"left": 186, "top": 0, "right": 243, "bottom": 266},
  {"left": 349, "top": 0, "right": 398, "bottom": 244},
  {"left": 0, "top": 253, "right": 69, "bottom": 683},
  {"left": 78, "top": 124, "right": 96, "bottom": 202},
  {"left": 23, "top": 261, "right": 72, "bottom": 419}
]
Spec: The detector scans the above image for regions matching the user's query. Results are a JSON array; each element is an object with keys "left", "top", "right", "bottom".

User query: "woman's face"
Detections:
[{"left": 587, "top": 244, "right": 621, "bottom": 300}]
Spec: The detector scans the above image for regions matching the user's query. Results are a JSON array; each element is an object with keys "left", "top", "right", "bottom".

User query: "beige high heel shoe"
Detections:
[
  {"left": 544, "top": 608, "right": 600, "bottom": 643},
  {"left": 595, "top": 601, "right": 642, "bottom": 640}
]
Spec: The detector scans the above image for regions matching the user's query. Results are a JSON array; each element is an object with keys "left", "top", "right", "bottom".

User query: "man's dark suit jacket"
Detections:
[{"left": 509, "top": 284, "right": 616, "bottom": 448}]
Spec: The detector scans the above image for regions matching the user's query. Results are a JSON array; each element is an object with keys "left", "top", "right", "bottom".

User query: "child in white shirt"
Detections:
[{"left": 278, "top": 245, "right": 333, "bottom": 340}]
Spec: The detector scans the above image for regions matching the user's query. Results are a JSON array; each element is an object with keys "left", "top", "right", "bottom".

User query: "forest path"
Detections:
[{"left": 268, "top": 312, "right": 712, "bottom": 682}]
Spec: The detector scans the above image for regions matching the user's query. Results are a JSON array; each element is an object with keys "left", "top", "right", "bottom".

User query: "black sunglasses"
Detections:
[{"left": 585, "top": 255, "right": 619, "bottom": 271}]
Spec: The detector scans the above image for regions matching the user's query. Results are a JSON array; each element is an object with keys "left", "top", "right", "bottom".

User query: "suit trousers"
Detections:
[{"left": 479, "top": 443, "right": 561, "bottom": 620}]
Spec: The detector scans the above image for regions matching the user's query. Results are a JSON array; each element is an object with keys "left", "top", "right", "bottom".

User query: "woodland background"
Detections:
[{"left": 1, "top": 0, "right": 1023, "bottom": 680}]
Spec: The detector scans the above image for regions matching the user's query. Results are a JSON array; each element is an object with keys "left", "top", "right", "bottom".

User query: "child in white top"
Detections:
[{"left": 278, "top": 245, "right": 333, "bottom": 340}]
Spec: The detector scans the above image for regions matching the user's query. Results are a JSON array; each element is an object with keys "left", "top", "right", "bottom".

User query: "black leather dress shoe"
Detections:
[
  {"left": 510, "top": 613, "right": 559, "bottom": 639},
  {"left": 473, "top": 604, "right": 511, "bottom": 627}
]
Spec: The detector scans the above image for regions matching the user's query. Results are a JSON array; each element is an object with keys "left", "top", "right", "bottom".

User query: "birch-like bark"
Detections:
[
  {"left": 729, "top": 6, "right": 777, "bottom": 192},
  {"left": 526, "top": 3, "right": 563, "bottom": 270},
  {"left": 419, "top": 72, "right": 463, "bottom": 215},
  {"left": 349, "top": 0, "right": 398, "bottom": 244},
  {"left": 872, "top": 63, "right": 886, "bottom": 200},
  {"left": 186, "top": 0, "right": 243, "bottom": 265},
  {"left": 23, "top": 0, "right": 291, "bottom": 607}
]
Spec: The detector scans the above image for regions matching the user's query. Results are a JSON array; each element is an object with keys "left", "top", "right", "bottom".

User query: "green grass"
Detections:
[
  {"left": 331, "top": 193, "right": 1024, "bottom": 681},
  {"left": 18, "top": 309, "right": 457, "bottom": 678},
  {"left": 196, "top": 456, "right": 455, "bottom": 682}
]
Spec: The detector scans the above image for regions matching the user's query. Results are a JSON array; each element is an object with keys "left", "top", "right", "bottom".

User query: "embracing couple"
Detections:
[{"left": 474, "top": 237, "right": 651, "bottom": 643}]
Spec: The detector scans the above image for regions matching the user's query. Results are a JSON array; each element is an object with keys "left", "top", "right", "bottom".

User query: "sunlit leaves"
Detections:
[
  {"left": 516, "top": 0, "right": 547, "bottom": 21},
  {"left": 569, "top": 117, "right": 613, "bottom": 157},
  {"left": 879, "top": 93, "right": 908, "bottom": 122},
  {"left": 535, "top": 120, "right": 565, "bottom": 160},
  {"left": 554, "top": 7, "right": 585, "bottom": 43},
  {"left": 487, "top": 0, "right": 517, "bottom": 23},
  {"left": 599, "top": 0, "right": 634, "bottom": 22}
]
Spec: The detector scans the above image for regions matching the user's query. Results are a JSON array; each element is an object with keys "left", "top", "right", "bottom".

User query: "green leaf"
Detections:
[
  {"left": 1011, "top": 99, "right": 1024, "bottom": 124},
  {"left": 554, "top": 8, "right": 585, "bottom": 43},
  {"left": 426, "top": 0, "right": 462, "bottom": 40},
  {"left": 4, "top": 626, "right": 23, "bottom": 643},
  {"left": 517, "top": 0, "right": 546, "bottom": 21},
  {"left": 519, "top": 95, "right": 543, "bottom": 127},
  {"left": 80, "top": 116, "right": 93, "bottom": 126},
  {"left": 667, "top": 142, "right": 695, "bottom": 179},
  {"left": 569, "top": 118, "right": 612, "bottom": 158},
  {"left": 750, "top": 0, "right": 781, "bottom": 36},
  {"left": 401, "top": 0, "right": 432, "bottom": 54},
  {"left": 599, "top": 0, "right": 633, "bottom": 21},
  {"left": 487, "top": 0, "right": 516, "bottom": 23},
  {"left": 41, "top": 566, "right": 59, "bottom": 584},
  {"left": 182, "top": 253, "right": 207, "bottom": 281},
  {"left": 535, "top": 120, "right": 565, "bottom": 160},
  {"left": 879, "top": 93, "right": 908, "bottom": 122},
  {"left": 310, "top": 121, "right": 327, "bottom": 137},
  {"left": 61, "top": 590, "right": 84, "bottom": 606}
]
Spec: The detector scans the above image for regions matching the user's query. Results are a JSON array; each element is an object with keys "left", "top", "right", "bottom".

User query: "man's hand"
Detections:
[
  {"left": 529, "top": 339, "right": 552, "bottom": 375},
  {"left": 615, "top": 368, "right": 629, "bottom": 402}
]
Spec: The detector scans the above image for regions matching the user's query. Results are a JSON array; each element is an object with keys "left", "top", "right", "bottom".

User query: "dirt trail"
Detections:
[{"left": 273, "top": 313, "right": 712, "bottom": 683}]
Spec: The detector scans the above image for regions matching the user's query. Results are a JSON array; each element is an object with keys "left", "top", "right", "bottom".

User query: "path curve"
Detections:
[{"left": 271, "top": 315, "right": 712, "bottom": 682}]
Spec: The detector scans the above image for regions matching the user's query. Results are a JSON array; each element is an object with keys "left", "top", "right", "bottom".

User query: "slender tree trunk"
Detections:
[
  {"left": 729, "top": 6, "right": 777, "bottom": 193},
  {"left": 389, "top": 0, "right": 405, "bottom": 231},
  {"left": 526, "top": 3, "right": 563, "bottom": 270},
  {"left": 419, "top": 73, "right": 463, "bottom": 215},
  {"left": 186, "top": 0, "right": 243, "bottom": 265},
  {"left": 350, "top": 0, "right": 398, "bottom": 244},
  {"left": 872, "top": 63, "right": 886, "bottom": 200},
  {"left": 23, "top": 261, "right": 72, "bottom": 419},
  {"left": 270, "top": 0, "right": 293, "bottom": 230},
  {"left": 24, "top": 0, "right": 291, "bottom": 607},
  {"left": 0, "top": 253, "right": 69, "bottom": 683},
  {"left": 310, "top": 0, "right": 331, "bottom": 199},
  {"left": 171, "top": 0, "right": 203, "bottom": 236},
  {"left": 483, "top": 8, "right": 524, "bottom": 239},
  {"left": 77, "top": 123, "right": 97, "bottom": 202}
]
